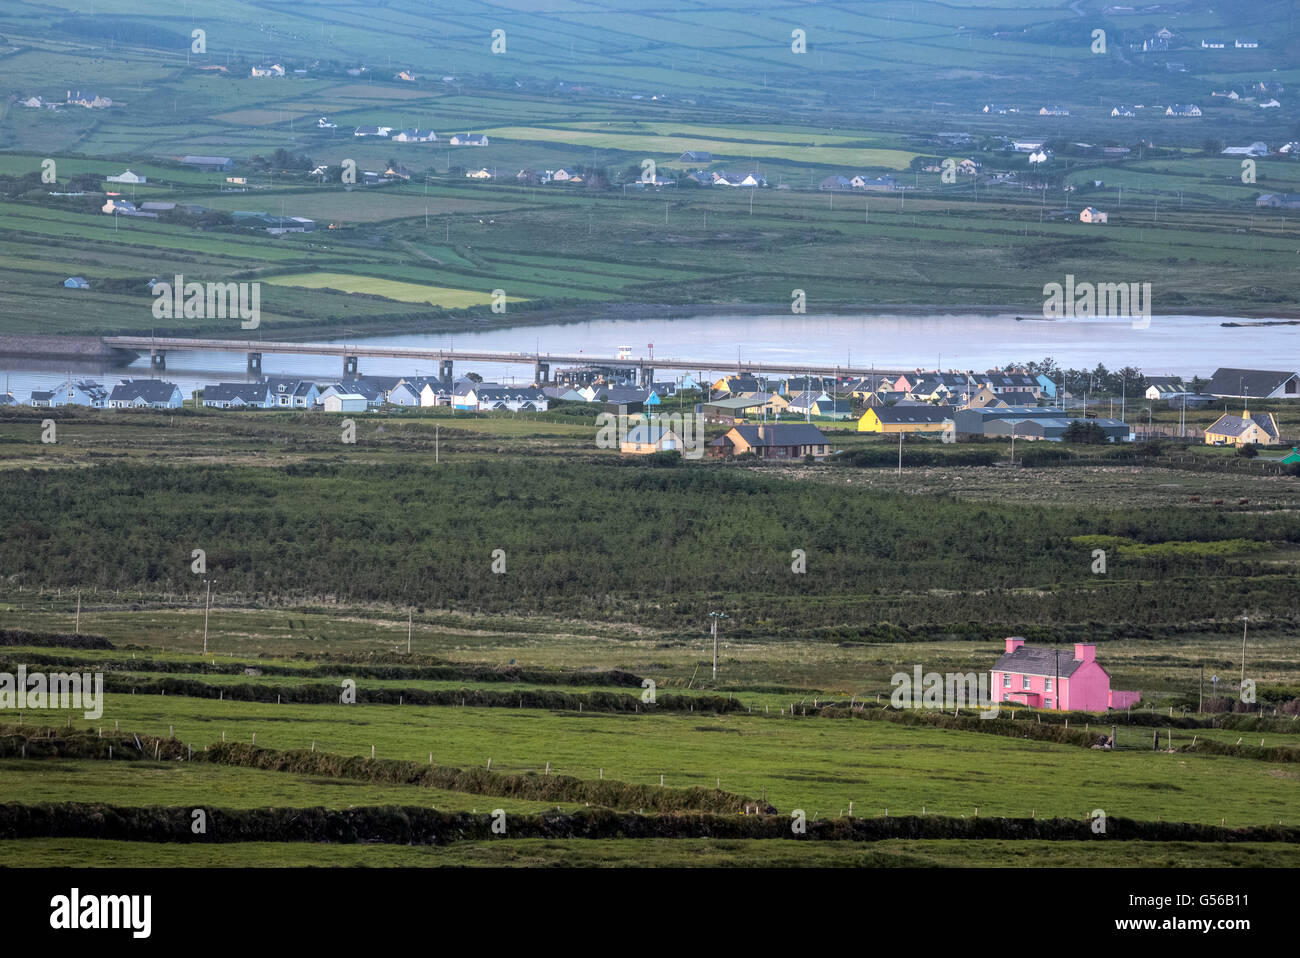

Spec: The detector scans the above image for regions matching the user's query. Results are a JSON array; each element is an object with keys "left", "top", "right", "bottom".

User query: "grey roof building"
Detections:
[
  {"left": 201, "top": 383, "right": 272, "bottom": 407},
  {"left": 870, "top": 405, "right": 955, "bottom": 426},
  {"left": 706, "top": 422, "right": 831, "bottom": 461},
  {"left": 1206, "top": 412, "right": 1279, "bottom": 443},
  {"left": 994, "top": 643, "right": 1085, "bottom": 678},
  {"left": 109, "top": 379, "right": 183, "bottom": 407},
  {"left": 1204, "top": 367, "right": 1300, "bottom": 400}
]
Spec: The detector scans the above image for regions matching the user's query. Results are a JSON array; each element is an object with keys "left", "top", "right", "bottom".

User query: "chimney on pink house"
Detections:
[
  {"left": 1074, "top": 643, "right": 1095, "bottom": 663},
  {"left": 1005, "top": 637, "right": 1025, "bottom": 653}
]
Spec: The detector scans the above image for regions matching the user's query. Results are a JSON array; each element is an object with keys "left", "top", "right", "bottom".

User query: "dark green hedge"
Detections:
[{"left": 1, "top": 801, "right": 1295, "bottom": 845}]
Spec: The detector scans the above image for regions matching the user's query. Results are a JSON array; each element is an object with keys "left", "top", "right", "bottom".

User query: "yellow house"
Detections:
[
  {"left": 858, "top": 406, "right": 953, "bottom": 434},
  {"left": 736, "top": 391, "right": 789, "bottom": 416},
  {"left": 620, "top": 424, "right": 680, "bottom": 454},
  {"left": 1205, "top": 409, "right": 1279, "bottom": 447}
]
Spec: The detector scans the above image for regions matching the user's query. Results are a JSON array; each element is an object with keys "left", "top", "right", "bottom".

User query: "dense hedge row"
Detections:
[
  {"left": 0, "top": 726, "right": 753, "bottom": 814},
  {"left": 0, "top": 629, "right": 112, "bottom": 650},
  {"left": 0, "top": 648, "right": 643, "bottom": 687},
  {"left": 834, "top": 447, "right": 1001, "bottom": 468},
  {"left": 1, "top": 802, "right": 1296, "bottom": 845},
  {"left": 0, "top": 725, "right": 185, "bottom": 762},
  {"left": 832, "top": 701, "right": 1300, "bottom": 736},
  {"left": 1173, "top": 737, "right": 1300, "bottom": 763},
  {"left": 92, "top": 675, "right": 738, "bottom": 714},
  {"left": 207, "top": 743, "right": 753, "bottom": 814}
]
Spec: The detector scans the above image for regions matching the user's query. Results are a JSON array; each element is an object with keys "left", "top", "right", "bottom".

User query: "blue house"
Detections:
[
  {"left": 108, "top": 379, "right": 184, "bottom": 409},
  {"left": 1035, "top": 374, "right": 1057, "bottom": 398},
  {"left": 386, "top": 380, "right": 426, "bottom": 406},
  {"left": 201, "top": 383, "right": 273, "bottom": 408},
  {"left": 265, "top": 378, "right": 321, "bottom": 408},
  {"left": 50, "top": 380, "right": 109, "bottom": 408},
  {"left": 64, "top": 277, "right": 90, "bottom": 289}
]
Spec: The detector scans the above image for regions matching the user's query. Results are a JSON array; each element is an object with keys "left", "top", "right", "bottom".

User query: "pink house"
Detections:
[{"left": 991, "top": 638, "right": 1140, "bottom": 711}]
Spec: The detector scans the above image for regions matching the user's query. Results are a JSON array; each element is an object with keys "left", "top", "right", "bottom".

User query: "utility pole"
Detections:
[
  {"left": 709, "top": 611, "right": 729, "bottom": 681},
  {"left": 408, "top": 609, "right": 413, "bottom": 654},
  {"left": 202, "top": 578, "right": 214, "bottom": 655},
  {"left": 1240, "top": 615, "right": 1249, "bottom": 691},
  {"left": 75, "top": 591, "right": 81, "bottom": 634},
  {"left": 1198, "top": 663, "right": 1203, "bottom": 713},
  {"left": 897, "top": 431, "right": 903, "bottom": 475}
]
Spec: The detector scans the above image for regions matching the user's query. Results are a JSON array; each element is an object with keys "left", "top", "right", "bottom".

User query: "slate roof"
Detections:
[
  {"left": 1207, "top": 412, "right": 1279, "bottom": 441},
  {"left": 870, "top": 405, "right": 954, "bottom": 424},
  {"left": 71, "top": 381, "right": 109, "bottom": 402},
  {"left": 994, "top": 645, "right": 1085, "bottom": 678},
  {"left": 203, "top": 383, "right": 270, "bottom": 404},
  {"left": 703, "top": 396, "right": 769, "bottom": 411},
  {"left": 345, "top": 376, "right": 402, "bottom": 391},
  {"left": 729, "top": 423, "right": 829, "bottom": 447},
  {"left": 719, "top": 376, "right": 762, "bottom": 394},
  {"left": 911, "top": 372, "right": 975, "bottom": 392},
  {"left": 814, "top": 398, "right": 853, "bottom": 414},
  {"left": 476, "top": 386, "right": 547, "bottom": 401},
  {"left": 338, "top": 383, "right": 386, "bottom": 402},
  {"left": 110, "top": 379, "right": 178, "bottom": 403},
  {"left": 595, "top": 387, "right": 649, "bottom": 404},
  {"left": 1205, "top": 367, "right": 1299, "bottom": 399},
  {"left": 985, "top": 371, "right": 1040, "bottom": 389},
  {"left": 785, "top": 390, "right": 827, "bottom": 409},
  {"left": 265, "top": 378, "right": 318, "bottom": 399},
  {"left": 624, "top": 425, "right": 676, "bottom": 444}
]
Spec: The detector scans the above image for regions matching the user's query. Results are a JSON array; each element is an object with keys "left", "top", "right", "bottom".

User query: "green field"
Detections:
[
  {"left": 264, "top": 272, "right": 520, "bottom": 307},
  {"left": 0, "top": 1, "right": 1296, "bottom": 337}
]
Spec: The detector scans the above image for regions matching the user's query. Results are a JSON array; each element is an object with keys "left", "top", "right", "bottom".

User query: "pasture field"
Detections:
[
  {"left": 0, "top": 759, "right": 562, "bottom": 815},
  {"left": 264, "top": 272, "right": 519, "bottom": 307},
  {"left": 0, "top": 0, "right": 1297, "bottom": 338},
  {"left": 11, "top": 693, "right": 1300, "bottom": 825}
]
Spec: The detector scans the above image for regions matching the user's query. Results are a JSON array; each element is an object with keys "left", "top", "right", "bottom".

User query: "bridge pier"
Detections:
[
  {"left": 439, "top": 359, "right": 454, "bottom": 382},
  {"left": 150, "top": 350, "right": 166, "bottom": 371},
  {"left": 247, "top": 352, "right": 262, "bottom": 374},
  {"left": 639, "top": 364, "right": 654, "bottom": 387},
  {"left": 344, "top": 355, "right": 359, "bottom": 377},
  {"left": 534, "top": 361, "right": 549, "bottom": 385}
]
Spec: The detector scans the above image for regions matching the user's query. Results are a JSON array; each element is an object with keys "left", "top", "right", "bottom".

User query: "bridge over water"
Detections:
[{"left": 102, "top": 336, "right": 911, "bottom": 385}]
